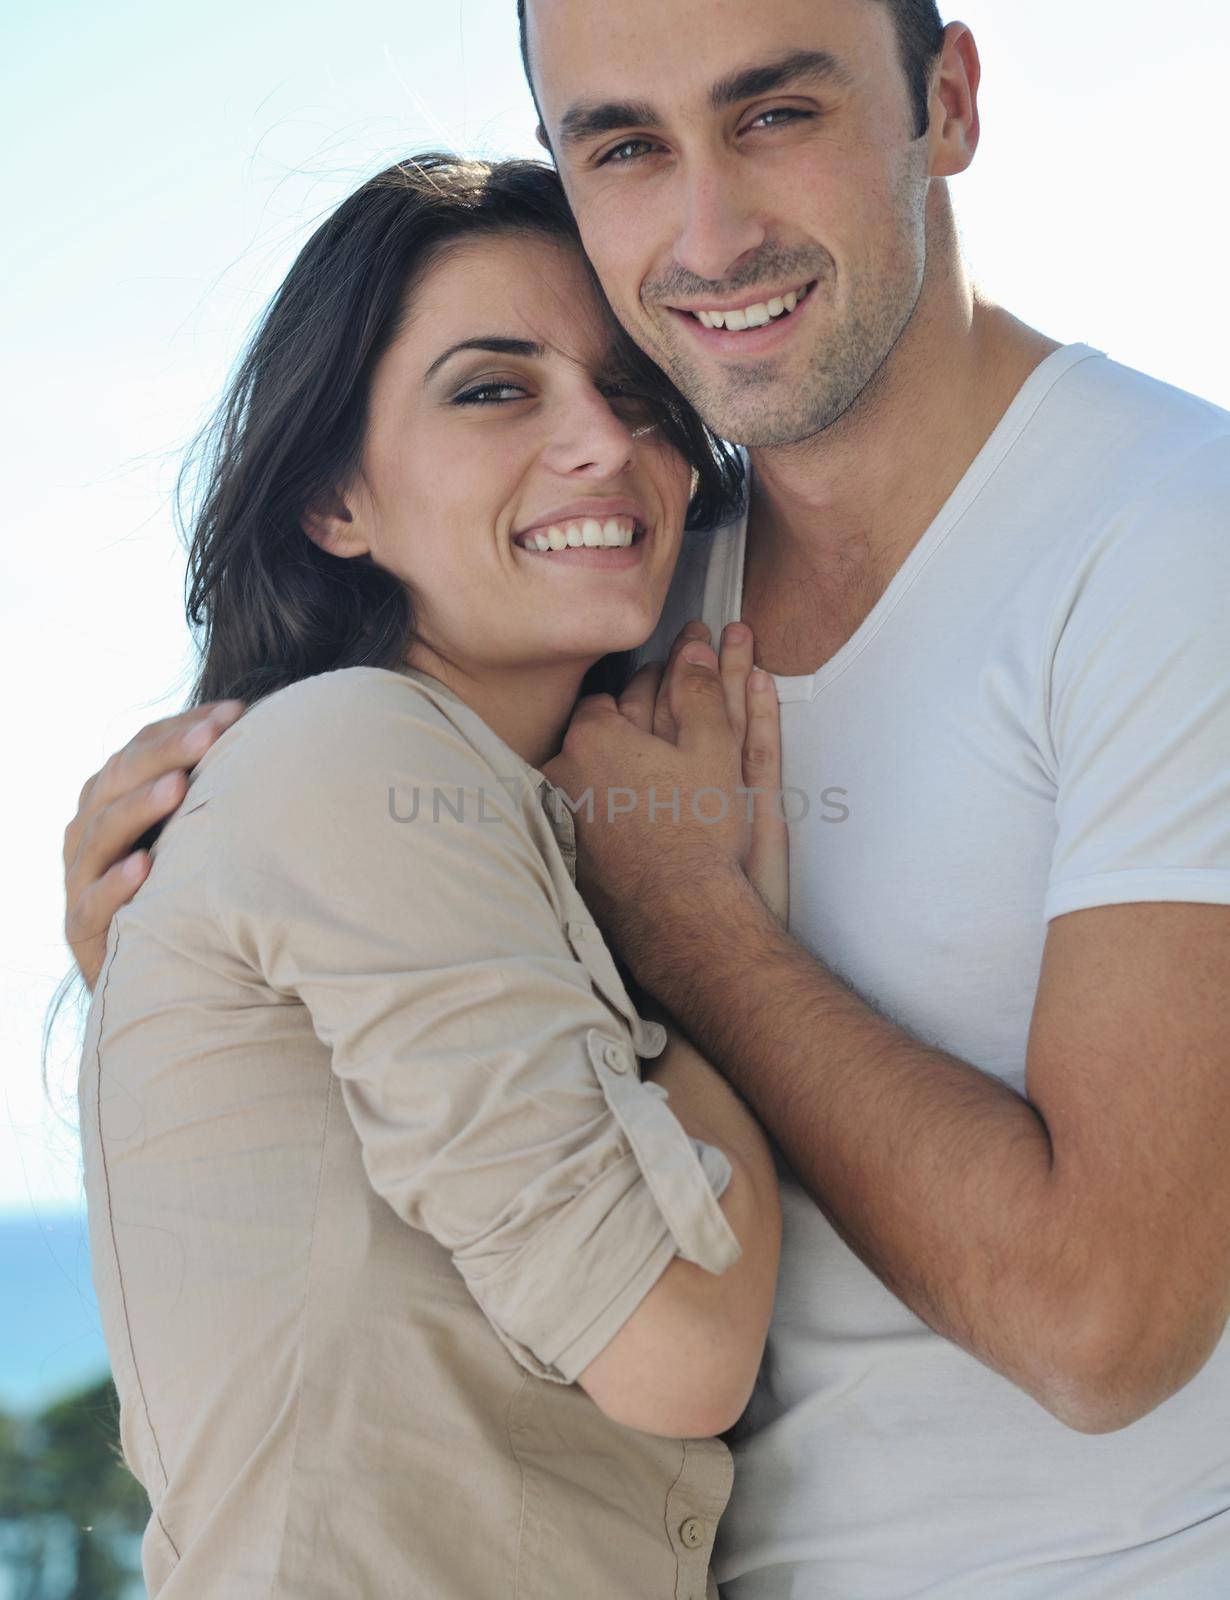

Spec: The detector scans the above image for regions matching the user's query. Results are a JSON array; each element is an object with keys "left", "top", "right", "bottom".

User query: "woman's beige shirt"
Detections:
[{"left": 79, "top": 664, "right": 740, "bottom": 1598}]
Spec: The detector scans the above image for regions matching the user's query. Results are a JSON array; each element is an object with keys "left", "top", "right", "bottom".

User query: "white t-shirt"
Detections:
[{"left": 630, "top": 344, "right": 1230, "bottom": 1599}]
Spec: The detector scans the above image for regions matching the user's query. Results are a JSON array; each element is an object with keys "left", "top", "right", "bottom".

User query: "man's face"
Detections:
[{"left": 527, "top": 0, "right": 936, "bottom": 448}]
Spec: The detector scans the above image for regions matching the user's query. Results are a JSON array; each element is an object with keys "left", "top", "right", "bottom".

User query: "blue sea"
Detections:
[{"left": 0, "top": 1206, "right": 111, "bottom": 1416}]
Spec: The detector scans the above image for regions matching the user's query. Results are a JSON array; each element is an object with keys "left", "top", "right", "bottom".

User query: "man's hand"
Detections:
[
  {"left": 64, "top": 700, "right": 245, "bottom": 989},
  {"left": 543, "top": 618, "right": 787, "bottom": 961}
]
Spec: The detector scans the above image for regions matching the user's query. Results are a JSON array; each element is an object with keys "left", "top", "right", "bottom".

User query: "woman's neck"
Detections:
[{"left": 403, "top": 642, "right": 592, "bottom": 774}]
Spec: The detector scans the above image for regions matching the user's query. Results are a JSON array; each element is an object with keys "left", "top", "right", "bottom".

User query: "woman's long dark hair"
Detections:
[
  {"left": 43, "top": 153, "right": 745, "bottom": 1107},
  {"left": 182, "top": 151, "right": 744, "bottom": 709}
]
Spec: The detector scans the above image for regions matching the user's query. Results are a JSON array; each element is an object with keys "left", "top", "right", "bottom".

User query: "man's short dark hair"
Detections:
[{"left": 516, "top": 1, "right": 946, "bottom": 141}]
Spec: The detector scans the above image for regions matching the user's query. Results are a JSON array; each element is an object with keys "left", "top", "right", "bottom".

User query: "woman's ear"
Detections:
[{"left": 301, "top": 486, "right": 370, "bottom": 558}]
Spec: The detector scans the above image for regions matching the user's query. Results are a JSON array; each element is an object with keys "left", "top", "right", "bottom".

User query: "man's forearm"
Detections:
[{"left": 621, "top": 864, "right": 1138, "bottom": 1430}]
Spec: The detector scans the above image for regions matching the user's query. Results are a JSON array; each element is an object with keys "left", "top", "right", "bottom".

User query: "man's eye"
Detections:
[
  {"left": 453, "top": 382, "right": 528, "bottom": 406},
  {"left": 746, "top": 107, "right": 813, "bottom": 132},
  {"left": 597, "top": 138, "right": 656, "bottom": 166}
]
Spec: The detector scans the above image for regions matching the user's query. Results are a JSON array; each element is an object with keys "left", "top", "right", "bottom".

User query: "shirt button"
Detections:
[
  {"left": 679, "top": 1517, "right": 706, "bottom": 1550},
  {"left": 602, "top": 1041, "right": 629, "bottom": 1074}
]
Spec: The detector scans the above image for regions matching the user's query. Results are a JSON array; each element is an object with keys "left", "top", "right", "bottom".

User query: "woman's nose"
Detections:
[{"left": 539, "top": 388, "right": 637, "bottom": 480}]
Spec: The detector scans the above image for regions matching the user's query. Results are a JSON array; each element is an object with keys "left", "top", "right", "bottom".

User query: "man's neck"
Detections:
[{"left": 741, "top": 248, "right": 1061, "bottom": 675}]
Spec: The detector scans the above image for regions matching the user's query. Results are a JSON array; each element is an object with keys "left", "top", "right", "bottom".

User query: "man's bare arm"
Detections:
[
  {"left": 547, "top": 634, "right": 1230, "bottom": 1434},
  {"left": 614, "top": 856, "right": 1230, "bottom": 1435}
]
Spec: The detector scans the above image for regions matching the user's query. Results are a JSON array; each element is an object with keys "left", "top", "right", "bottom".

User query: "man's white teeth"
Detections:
[
  {"left": 697, "top": 285, "right": 806, "bottom": 331},
  {"left": 517, "top": 517, "right": 638, "bottom": 552}
]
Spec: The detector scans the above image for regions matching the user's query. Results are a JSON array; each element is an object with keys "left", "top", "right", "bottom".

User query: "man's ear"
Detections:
[
  {"left": 535, "top": 122, "right": 551, "bottom": 152},
  {"left": 301, "top": 486, "right": 370, "bottom": 558},
  {"left": 929, "top": 23, "right": 981, "bottom": 177}
]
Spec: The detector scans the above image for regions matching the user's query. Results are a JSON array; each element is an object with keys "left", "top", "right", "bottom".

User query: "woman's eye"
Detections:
[
  {"left": 602, "top": 385, "right": 657, "bottom": 423},
  {"left": 453, "top": 382, "right": 528, "bottom": 406},
  {"left": 598, "top": 138, "right": 656, "bottom": 166}
]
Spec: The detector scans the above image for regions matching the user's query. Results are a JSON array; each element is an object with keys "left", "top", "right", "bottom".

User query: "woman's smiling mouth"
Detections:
[
  {"left": 511, "top": 512, "right": 648, "bottom": 569},
  {"left": 513, "top": 514, "right": 641, "bottom": 552}
]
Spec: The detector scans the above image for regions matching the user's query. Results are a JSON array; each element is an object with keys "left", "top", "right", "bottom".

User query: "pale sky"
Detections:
[{"left": 3, "top": 0, "right": 1227, "bottom": 1213}]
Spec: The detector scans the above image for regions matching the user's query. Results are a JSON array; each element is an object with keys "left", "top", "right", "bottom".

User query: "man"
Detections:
[{"left": 64, "top": 1, "right": 1230, "bottom": 1594}]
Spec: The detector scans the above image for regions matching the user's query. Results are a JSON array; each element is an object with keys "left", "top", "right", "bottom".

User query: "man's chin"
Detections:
[{"left": 679, "top": 384, "right": 829, "bottom": 451}]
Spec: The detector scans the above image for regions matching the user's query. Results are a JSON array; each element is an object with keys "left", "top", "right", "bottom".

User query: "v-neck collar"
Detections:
[{"left": 724, "top": 342, "right": 1103, "bottom": 704}]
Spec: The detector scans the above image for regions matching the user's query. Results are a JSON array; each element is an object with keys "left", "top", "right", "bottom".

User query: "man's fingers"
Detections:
[
  {"left": 655, "top": 619, "right": 710, "bottom": 742},
  {"left": 66, "top": 854, "right": 152, "bottom": 989},
  {"left": 567, "top": 691, "right": 620, "bottom": 723},
  {"left": 74, "top": 700, "right": 245, "bottom": 815},
  {"left": 743, "top": 666, "right": 782, "bottom": 791},
  {"left": 667, "top": 639, "right": 736, "bottom": 757},
  {"left": 66, "top": 853, "right": 151, "bottom": 945},
  {"left": 542, "top": 693, "right": 626, "bottom": 796},
  {"left": 718, "top": 622, "right": 753, "bottom": 746},
  {"left": 617, "top": 662, "right": 665, "bottom": 733},
  {"left": 66, "top": 700, "right": 245, "bottom": 871},
  {"left": 66, "top": 770, "right": 188, "bottom": 892},
  {"left": 743, "top": 666, "right": 790, "bottom": 921}
]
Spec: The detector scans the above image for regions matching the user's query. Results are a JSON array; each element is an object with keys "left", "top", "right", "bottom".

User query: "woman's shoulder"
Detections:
[
  {"left": 178, "top": 665, "right": 559, "bottom": 919},
  {"left": 187, "top": 665, "right": 515, "bottom": 816}
]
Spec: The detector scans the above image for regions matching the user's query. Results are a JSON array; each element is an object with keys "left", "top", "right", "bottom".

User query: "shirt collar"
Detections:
[{"left": 390, "top": 661, "right": 579, "bottom": 883}]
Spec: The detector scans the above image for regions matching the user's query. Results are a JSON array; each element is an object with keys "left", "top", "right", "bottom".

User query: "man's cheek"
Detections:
[{"left": 577, "top": 211, "right": 647, "bottom": 310}]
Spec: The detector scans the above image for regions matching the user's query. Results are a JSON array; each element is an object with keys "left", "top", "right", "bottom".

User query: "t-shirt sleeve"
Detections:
[
  {"left": 201, "top": 669, "right": 740, "bottom": 1385},
  {"left": 1043, "top": 436, "right": 1230, "bottom": 922}
]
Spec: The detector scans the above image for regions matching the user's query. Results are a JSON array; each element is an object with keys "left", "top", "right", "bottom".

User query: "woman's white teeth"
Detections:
[
  {"left": 519, "top": 517, "right": 638, "bottom": 552},
  {"left": 697, "top": 284, "right": 807, "bottom": 331}
]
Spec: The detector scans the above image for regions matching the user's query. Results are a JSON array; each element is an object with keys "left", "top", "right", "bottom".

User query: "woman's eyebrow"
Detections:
[{"left": 424, "top": 336, "right": 545, "bottom": 382}]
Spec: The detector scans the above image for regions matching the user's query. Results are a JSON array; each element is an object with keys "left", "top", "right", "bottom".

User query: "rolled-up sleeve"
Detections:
[{"left": 202, "top": 668, "right": 740, "bottom": 1383}]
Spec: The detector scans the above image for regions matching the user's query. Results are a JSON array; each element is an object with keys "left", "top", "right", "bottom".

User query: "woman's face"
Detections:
[{"left": 336, "top": 231, "right": 693, "bottom": 677}]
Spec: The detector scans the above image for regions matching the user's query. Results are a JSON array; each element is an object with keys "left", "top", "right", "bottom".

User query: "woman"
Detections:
[{"left": 71, "top": 153, "right": 784, "bottom": 1598}]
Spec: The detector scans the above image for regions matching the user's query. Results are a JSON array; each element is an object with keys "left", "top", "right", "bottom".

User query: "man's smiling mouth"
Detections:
[{"left": 669, "top": 279, "right": 816, "bottom": 332}]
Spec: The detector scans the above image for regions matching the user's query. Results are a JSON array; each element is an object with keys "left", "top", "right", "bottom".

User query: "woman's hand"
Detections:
[
  {"left": 63, "top": 700, "right": 245, "bottom": 988},
  {"left": 617, "top": 619, "right": 789, "bottom": 925}
]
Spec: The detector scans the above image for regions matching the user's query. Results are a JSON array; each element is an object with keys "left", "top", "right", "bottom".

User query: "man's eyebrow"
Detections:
[
  {"left": 557, "top": 97, "right": 661, "bottom": 150},
  {"left": 424, "top": 336, "right": 544, "bottom": 382},
  {"left": 709, "top": 48, "right": 854, "bottom": 110},
  {"left": 556, "top": 49, "right": 851, "bottom": 152}
]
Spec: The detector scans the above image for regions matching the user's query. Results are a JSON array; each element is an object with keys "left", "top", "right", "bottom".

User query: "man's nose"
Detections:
[
  {"left": 539, "top": 387, "right": 637, "bottom": 480},
  {"left": 672, "top": 158, "right": 767, "bottom": 285}
]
